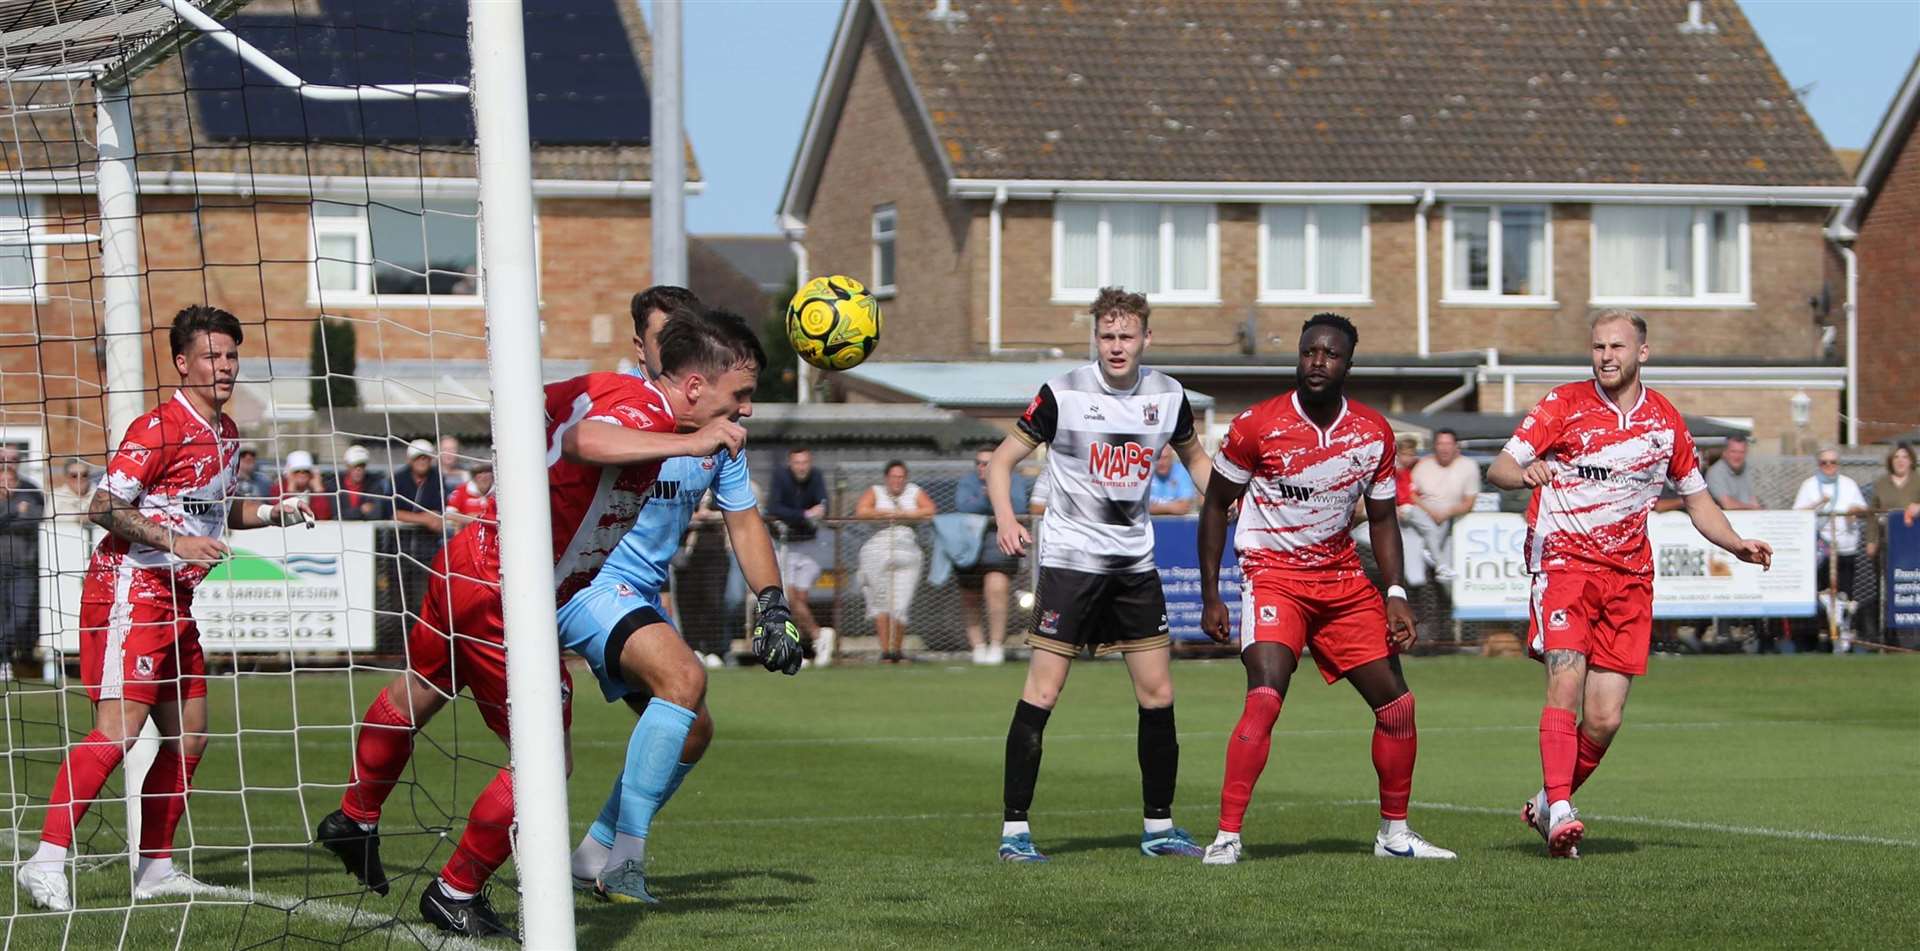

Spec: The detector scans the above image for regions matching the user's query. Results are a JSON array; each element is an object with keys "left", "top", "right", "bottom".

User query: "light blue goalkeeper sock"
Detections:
[
  {"left": 614, "top": 698, "right": 697, "bottom": 842},
  {"left": 589, "top": 760, "right": 696, "bottom": 849}
]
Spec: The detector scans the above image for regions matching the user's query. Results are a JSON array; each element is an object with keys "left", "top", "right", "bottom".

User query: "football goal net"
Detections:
[{"left": 1, "top": 0, "right": 583, "bottom": 945}]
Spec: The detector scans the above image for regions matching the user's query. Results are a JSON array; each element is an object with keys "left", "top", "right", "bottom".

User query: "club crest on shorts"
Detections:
[
  {"left": 1258, "top": 604, "right": 1278, "bottom": 625},
  {"left": 1548, "top": 608, "right": 1570, "bottom": 630},
  {"left": 615, "top": 582, "right": 634, "bottom": 598},
  {"left": 134, "top": 655, "right": 155, "bottom": 679},
  {"left": 1038, "top": 610, "right": 1060, "bottom": 635}
]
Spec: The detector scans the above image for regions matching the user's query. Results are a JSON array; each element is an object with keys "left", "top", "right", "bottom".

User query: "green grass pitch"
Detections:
[{"left": 4, "top": 654, "right": 1916, "bottom": 949}]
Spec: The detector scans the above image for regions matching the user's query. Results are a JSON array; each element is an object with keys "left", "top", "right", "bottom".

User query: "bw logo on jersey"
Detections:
[{"left": 1088, "top": 441, "right": 1154, "bottom": 482}]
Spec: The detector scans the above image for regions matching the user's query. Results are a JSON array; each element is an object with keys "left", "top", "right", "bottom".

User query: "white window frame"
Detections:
[
  {"left": 306, "top": 195, "right": 487, "bottom": 309},
  {"left": 1441, "top": 203, "right": 1555, "bottom": 306},
  {"left": 1255, "top": 203, "right": 1371, "bottom": 305},
  {"left": 0, "top": 196, "right": 49, "bottom": 304},
  {"left": 870, "top": 204, "right": 897, "bottom": 298},
  {"left": 1051, "top": 201, "right": 1219, "bottom": 305},
  {"left": 1589, "top": 204, "right": 1751, "bottom": 309}
]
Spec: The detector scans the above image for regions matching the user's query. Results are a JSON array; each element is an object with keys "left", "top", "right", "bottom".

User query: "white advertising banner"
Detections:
[
  {"left": 1449, "top": 510, "right": 1817, "bottom": 621},
  {"left": 41, "top": 521, "right": 379, "bottom": 654}
]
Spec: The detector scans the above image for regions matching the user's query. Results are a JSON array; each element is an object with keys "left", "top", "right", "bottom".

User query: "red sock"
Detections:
[
  {"left": 1371, "top": 693, "right": 1418, "bottom": 820},
  {"left": 1571, "top": 729, "right": 1609, "bottom": 794},
  {"left": 139, "top": 751, "right": 202, "bottom": 858},
  {"left": 40, "top": 731, "right": 126, "bottom": 849},
  {"left": 1218, "top": 687, "right": 1282, "bottom": 834},
  {"left": 441, "top": 768, "right": 515, "bottom": 894},
  {"left": 1539, "top": 707, "right": 1579, "bottom": 804},
  {"left": 341, "top": 690, "right": 416, "bottom": 825}
]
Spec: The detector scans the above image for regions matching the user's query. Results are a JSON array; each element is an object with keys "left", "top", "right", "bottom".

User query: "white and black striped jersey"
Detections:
[{"left": 1014, "top": 363, "right": 1197, "bottom": 574}]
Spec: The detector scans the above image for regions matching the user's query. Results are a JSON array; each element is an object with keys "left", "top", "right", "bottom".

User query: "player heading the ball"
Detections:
[
  {"left": 1487, "top": 309, "right": 1772, "bottom": 859},
  {"left": 984, "top": 286, "right": 1213, "bottom": 863},
  {"left": 1196, "top": 313, "right": 1455, "bottom": 864},
  {"left": 315, "top": 306, "right": 766, "bottom": 938}
]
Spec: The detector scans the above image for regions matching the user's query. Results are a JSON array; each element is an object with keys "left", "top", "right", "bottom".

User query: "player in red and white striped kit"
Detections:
[
  {"left": 1488, "top": 310, "right": 1771, "bottom": 858},
  {"left": 443, "top": 460, "right": 497, "bottom": 527},
  {"left": 17, "top": 307, "right": 316, "bottom": 912},
  {"left": 1197, "top": 313, "right": 1455, "bottom": 864}
]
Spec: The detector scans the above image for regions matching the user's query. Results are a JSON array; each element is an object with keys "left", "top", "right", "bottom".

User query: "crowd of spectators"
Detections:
[{"left": 9, "top": 427, "right": 1920, "bottom": 671}]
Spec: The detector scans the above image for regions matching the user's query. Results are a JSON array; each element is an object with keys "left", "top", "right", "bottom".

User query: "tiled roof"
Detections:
[{"left": 882, "top": 0, "right": 1845, "bottom": 187}]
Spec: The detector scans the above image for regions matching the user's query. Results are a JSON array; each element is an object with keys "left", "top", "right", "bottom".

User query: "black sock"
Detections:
[
  {"left": 1138, "top": 705, "right": 1178, "bottom": 821},
  {"left": 1003, "top": 700, "right": 1051, "bottom": 822}
]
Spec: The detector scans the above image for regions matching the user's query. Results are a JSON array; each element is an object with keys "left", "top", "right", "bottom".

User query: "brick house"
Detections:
[
  {"left": 1832, "top": 53, "right": 1920, "bottom": 446},
  {"left": 779, "top": 0, "right": 1858, "bottom": 445},
  {"left": 0, "top": 0, "right": 691, "bottom": 470}
]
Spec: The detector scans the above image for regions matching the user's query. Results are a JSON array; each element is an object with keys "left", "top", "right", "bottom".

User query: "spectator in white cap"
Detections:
[
  {"left": 330, "top": 443, "right": 389, "bottom": 521},
  {"left": 391, "top": 438, "right": 447, "bottom": 537},
  {"left": 274, "top": 450, "right": 335, "bottom": 520}
]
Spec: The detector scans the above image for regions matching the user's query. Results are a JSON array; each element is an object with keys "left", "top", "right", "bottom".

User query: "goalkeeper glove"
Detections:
[{"left": 752, "top": 587, "right": 804, "bottom": 675}]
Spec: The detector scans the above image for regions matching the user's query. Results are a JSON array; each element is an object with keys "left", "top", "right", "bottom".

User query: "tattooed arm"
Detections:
[{"left": 89, "top": 490, "right": 228, "bottom": 562}]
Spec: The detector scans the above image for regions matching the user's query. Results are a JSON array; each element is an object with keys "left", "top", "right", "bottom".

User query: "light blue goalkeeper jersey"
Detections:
[{"left": 591, "top": 375, "right": 759, "bottom": 597}]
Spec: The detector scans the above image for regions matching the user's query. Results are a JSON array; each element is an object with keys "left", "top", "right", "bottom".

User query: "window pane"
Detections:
[
  {"left": 1107, "top": 203, "right": 1160, "bottom": 294},
  {"left": 1058, "top": 203, "right": 1098, "bottom": 290},
  {"left": 1263, "top": 206, "right": 1306, "bottom": 292},
  {"left": 1658, "top": 206, "right": 1693, "bottom": 297},
  {"left": 1499, "top": 206, "right": 1545, "bottom": 296},
  {"left": 317, "top": 234, "right": 359, "bottom": 291},
  {"left": 370, "top": 197, "right": 479, "bottom": 296},
  {"left": 1706, "top": 209, "right": 1739, "bottom": 294},
  {"left": 1169, "top": 205, "right": 1210, "bottom": 291},
  {"left": 876, "top": 236, "right": 896, "bottom": 288},
  {"left": 1316, "top": 205, "right": 1364, "bottom": 295},
  {"left": 314, "top": 201, "right": 361, "bottom": 218},
  {"left": 1451, "top": 207, "right": 1489, "bottom": 292},
  {"left": 0, "top": 247, "right": 30, "bottom": 289},
  {"left": 1595, "top": 205, "right": 1692, "bottom": 298}
]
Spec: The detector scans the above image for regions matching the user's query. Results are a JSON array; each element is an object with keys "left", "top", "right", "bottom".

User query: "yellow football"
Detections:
[{"left": 785, "top": 275, "right": 882, "bottom": 371}]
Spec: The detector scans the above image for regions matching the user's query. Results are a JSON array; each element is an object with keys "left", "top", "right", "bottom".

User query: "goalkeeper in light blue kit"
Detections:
[{"left": 559, "top": 287, "right": 804, "bottom": 904}]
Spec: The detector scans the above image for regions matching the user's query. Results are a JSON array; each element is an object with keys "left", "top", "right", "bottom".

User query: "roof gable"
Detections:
[
  {"left": 1836, "top": 52, "right": 1920, "bottom": 234},
  {"left": 831, "top": 0, "right": 1845, "bottom": 189}
]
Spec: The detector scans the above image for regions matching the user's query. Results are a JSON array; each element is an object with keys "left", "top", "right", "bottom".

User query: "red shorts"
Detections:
[
  {"left": 79, "top": 585, "right": 207, "bottom": 706},
  {"left": 1240, "top": 570, "right": 1393, "bottom": 684},
  {"left": 1528, "top": 568, "right": 1654, "bottom": 676},
  {"left": 407, "top": 528, "right": 571, "bottom": 741}
]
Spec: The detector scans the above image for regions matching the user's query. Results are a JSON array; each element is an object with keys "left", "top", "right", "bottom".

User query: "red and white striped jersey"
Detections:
[
  {"left": 1212, "top": 392, "right": 1397, "bottom": 577},
  {"left": 85, "top": 391, "right": 241, "bottom": 604},
  {"left": 446, "top": 480, "right": 497, "bottom": 523},
  {"left": 539, "top": 372, "right": 676, "bottom": 605},
  {"left": 1503, "top": 380, "right": 1706, "bottom": 576}
]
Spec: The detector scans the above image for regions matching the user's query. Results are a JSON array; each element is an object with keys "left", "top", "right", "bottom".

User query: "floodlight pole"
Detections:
[
  {"left": 651, "top": 0, "right": 686, "bottom": 285},
  {"left": 470, "top": 1, "right": 577, "bottom": 945}
]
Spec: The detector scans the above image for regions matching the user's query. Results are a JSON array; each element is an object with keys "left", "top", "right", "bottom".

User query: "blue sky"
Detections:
[{"left": 646, "top": 0, "right": 1920, "bottom": 236}]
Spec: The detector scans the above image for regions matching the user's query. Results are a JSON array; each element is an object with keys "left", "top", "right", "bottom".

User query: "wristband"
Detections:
[
  {"left": 1386, "top": 584, "right": 1408, "bottom": 602},
  {"left": 255, "top": 503, "right": 276, "bottom": 525}
]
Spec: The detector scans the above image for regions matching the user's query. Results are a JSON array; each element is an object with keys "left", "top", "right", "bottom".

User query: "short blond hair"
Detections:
[{"left": 1590, "top": 308, "right": 1648, "bottom": 342}]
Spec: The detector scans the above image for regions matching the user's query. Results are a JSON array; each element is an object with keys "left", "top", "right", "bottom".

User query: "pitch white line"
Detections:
[
  {"left": 659, "top": 797, "right": 1920, "bottom": 849},
  {"left": 1378, "top": 800, "right": 1920, "bottom": 849}
]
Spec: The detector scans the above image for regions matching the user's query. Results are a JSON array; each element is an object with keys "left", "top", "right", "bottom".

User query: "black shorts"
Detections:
[{"left": 1029, "top": 566, "right": 1171, "bottom": 658}]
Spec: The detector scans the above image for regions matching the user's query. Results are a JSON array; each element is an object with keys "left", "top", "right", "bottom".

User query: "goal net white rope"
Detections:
[{"left": 0, "top": 0, "right": 579, "bottom": 944}]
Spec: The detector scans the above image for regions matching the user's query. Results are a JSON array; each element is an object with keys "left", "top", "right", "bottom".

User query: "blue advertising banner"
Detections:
[
  {"left": 1153, "top": 516, "right": 1242, "bottom": 643},
  {"left": 1885, "top": 514, "right": 1920, "bottom": 631}
]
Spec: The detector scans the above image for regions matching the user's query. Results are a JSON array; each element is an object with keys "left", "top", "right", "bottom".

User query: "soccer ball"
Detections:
[{"left": 786, "top": 275, "right": 882, "bottom": 371}]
